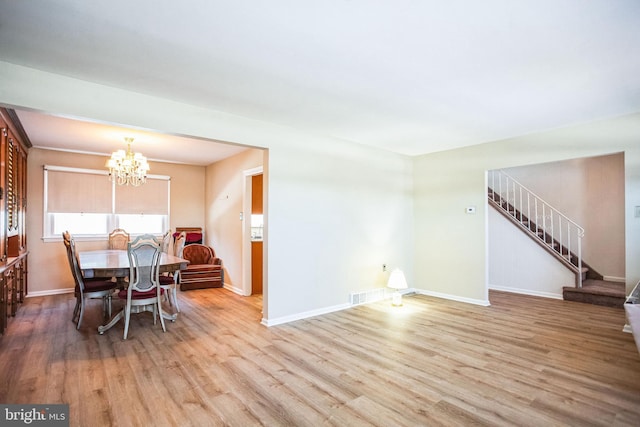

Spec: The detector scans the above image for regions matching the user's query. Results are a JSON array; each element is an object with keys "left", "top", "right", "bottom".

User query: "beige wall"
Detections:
[
  {"left": 27, "top": 147, "right": 206, "bottom": 294},
  {"left": 205, "top": 148, "right": 265, "bottom": 291},
  {"left": 414, "top": 113, "right": 640, "bottom": 303}
]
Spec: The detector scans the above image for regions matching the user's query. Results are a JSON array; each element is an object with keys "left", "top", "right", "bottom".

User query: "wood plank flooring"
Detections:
[{"left": 1, "top": 289, "right": 640, "bottom": 426}]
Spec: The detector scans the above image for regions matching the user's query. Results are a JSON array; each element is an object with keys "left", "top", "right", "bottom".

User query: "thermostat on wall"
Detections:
[{"left": 466, "top": 206, "right": 476, "bottom": 214}]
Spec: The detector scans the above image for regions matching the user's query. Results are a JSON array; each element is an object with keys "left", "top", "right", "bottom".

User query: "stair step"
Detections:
[{"left": 563, "top": 279, "right": 625, "bottom": 308}]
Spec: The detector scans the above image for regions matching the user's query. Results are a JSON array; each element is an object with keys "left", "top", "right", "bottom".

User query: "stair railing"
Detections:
[{"left": 488, "top": 169, "right": 584, "bottom": 288}]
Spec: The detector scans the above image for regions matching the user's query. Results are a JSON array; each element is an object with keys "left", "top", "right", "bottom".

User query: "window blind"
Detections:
[
  {"left": 46, "top": 169, "right": 111, "bottom": 214},
  {"left": 115, "top": 177, "right": 169, "bottom": 215}
]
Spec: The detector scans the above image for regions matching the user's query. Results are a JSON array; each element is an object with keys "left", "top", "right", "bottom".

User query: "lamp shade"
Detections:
[{"left": 387, "top": 268, "right": 408, "bottom": 290}]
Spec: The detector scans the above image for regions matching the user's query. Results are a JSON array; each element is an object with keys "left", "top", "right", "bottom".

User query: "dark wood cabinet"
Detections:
[{"left": 0, "top": 108, "right": 29, "bottom": 335}]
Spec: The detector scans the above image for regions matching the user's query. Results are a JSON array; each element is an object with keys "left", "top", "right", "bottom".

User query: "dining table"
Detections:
[
  {"left": 77, "top": 249, "right": 190, "bottom": 335},
  {"left": 79, "top": 249, "right": 189, "bottom": 279}
]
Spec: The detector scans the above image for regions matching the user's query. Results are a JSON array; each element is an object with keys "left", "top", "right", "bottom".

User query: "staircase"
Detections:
[{"left": 488, "top": 170, "right": 625, "bottom": 307}]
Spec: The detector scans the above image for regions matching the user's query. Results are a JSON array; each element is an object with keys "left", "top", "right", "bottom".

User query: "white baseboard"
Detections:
[
  {"left": 262, "top": 286, "right": 489, "bottom": 327},
  {"left": 262, "top": 302, "right": 351, "bottom": 327},
  {"left": 222, "top": 283, "right": 245, "bottom": 296},
  {"left": 603, "top": 276, "right": 626, "bottom": 283},
  {"left": 263, "top": 286, "right": 394, "bottom": 326},
  {"left": 26, "top": 288, "right": 74, "bottom": 297},
  {"left": 414, "top": 289, "right": 490, "bottom": 306},
  {"left": 489, "top": 285, "right": 563, "bottom": 300}
]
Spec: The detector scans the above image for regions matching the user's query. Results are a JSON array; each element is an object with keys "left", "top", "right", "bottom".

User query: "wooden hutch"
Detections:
[{"left": 0, "top": 108, "right": 29, "bottom": 335}]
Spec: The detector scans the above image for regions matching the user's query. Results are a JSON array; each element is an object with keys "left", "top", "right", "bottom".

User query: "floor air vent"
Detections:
[{"left": 350, "top": 288, "right": 386, "bottom": 306}]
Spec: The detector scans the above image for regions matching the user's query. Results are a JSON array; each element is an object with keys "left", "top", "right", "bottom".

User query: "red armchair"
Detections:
[{"left": 180, "top": 244, "right": 224, "bottom": 290}]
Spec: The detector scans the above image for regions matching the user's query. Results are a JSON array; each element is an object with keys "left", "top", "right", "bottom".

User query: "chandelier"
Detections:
[{"left": 106, "top": 137, "right": 150, "bottom": 186}]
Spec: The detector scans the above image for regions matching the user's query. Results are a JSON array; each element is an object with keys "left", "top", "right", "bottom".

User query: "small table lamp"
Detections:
[{"left": 388, "top": 268, "right": 408, "bottom": 306}]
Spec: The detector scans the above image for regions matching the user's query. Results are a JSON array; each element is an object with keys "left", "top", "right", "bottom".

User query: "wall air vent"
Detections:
[{"left": 349, "top": 288, "right": 387, "bottom": 306}]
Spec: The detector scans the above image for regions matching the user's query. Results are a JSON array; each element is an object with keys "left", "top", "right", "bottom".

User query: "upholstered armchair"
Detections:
[{"left": 180, "top": 244, "right": 224, "bottom": 290}]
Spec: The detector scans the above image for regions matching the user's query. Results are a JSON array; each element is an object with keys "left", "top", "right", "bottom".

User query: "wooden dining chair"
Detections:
[
  {"left": 159, "top": 232, "right": 185, "bottom": 312},
  {"left": 108, "top": 228, "right": 130, "bottom": 250},
  {"left": 63, "top": 231, "right": 117, "bottom": 330},
  {"left": 120, "top": 234, "right": 166, "bottom": 340}
]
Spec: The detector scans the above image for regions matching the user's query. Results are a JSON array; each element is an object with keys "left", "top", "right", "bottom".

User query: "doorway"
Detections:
[
  {"left": 250, "top": 173, "right": 263, "bottom": 295},
  {"left": 486, "top": 153, "right": 625, "bottom": 300},
  {"left": 242, "top": 166, "right": 265, "bottom": 299}
]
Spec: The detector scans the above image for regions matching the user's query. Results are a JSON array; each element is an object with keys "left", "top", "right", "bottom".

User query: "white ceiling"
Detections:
[{"left": 1, "top": 0, "right": 639, "bottom": 162}]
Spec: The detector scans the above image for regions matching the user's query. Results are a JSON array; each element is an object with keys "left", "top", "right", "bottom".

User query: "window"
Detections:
[
  {"left": 44, "top": 165, "right": 170, "bottom": 241},
  {"left": 117, "top": 214, "right": 165, "bottom": 234},
  {"left": 52, "top": 213, "right": 110, "bottom": 236}
]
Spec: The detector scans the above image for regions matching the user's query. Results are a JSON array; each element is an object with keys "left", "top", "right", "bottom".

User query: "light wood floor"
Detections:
[{"left": 1, "top": 289, "right": 640, "bottom": 426}]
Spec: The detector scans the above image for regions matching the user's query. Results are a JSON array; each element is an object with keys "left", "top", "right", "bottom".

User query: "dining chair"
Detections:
[
  {"left": 159, "top": 232, "right": 186, "bottom": 312},
  {"left": 63, "top": 231, "right": 117, "bottom": 330},
  {"left": 174, "top": 232, "right": 186, "bottom": 258},
  {"left": 108, "top": 228, "right": 130, "bottom": 250},
  {"left": 120, "top": 234, "right": 166, "bottom": 340},
  {"left": 160, "top": 229, "right": 173, "bottom": 256}
]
